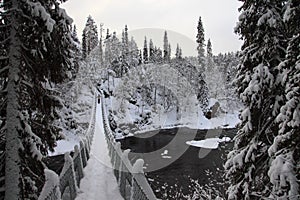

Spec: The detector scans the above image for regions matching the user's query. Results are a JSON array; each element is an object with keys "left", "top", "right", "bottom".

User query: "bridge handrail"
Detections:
[
  {"left": 38, "top": 88, "right": 97, "bottom": 200},
  {"left": 101, "top": 95, "right": 157, "bottom": 200}
]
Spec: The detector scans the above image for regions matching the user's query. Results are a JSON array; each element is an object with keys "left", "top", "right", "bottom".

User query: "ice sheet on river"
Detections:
[{"left": 186, "top": 137, "right": 231, "bottom": 149}]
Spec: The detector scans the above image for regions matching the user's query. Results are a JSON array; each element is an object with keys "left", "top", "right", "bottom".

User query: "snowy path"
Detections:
[{"left": 75, "top": 102, "right": 123, "bottom": 200}]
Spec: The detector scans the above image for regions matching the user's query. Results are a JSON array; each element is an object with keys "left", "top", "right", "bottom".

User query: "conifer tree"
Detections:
[
  {"left": 175, "top": 44, "right": 182, "bottom": 59},
  {"left": 153, "top": 47, "right": 163, "bottom": 63},
  {"left": 143, "top": 36, "right": 148, "bottom": 63},
  {"left": 269, "top": 0, "right": 300, "bottom": 198},
  {"left": 72, "top": 25, "right": 79, "bottom": 43},
  {"left": 128, "top": 36, "right": 139, "bottom": 67},
  {"left": 149, "top": 39, "right": 154, "bottom": 63},
  {"left": 163, "top": 31, "right": 169, "bottom": 62},
  {"left": 196, "top": 16, "right": 205, "bottom": 67},
  {"left": 206, "top": 39, "right": 213, "bottom": 71},
  {"left": 225, "top": 1, "right": 291, "bottom": 199},
  {"left": 138, "top": 50, "right": 142, "bottom": 65},
  {"left": 0, "top": 0, "right": 76, "bottom": 199},
  {"left": 82, "top": 28, "right": 87, "bottom": 59},
  {"left": 83, "top": 15, "right": 98, "bottom": 56},
  {"left": 99, "top": 23, "right": 104, "bottom": 65},
  {"left": 168, "top": 43, "right": 171, "bottom": 61},
  {"left": 124, "top": 25, "right": 129, "bottom": 50}
]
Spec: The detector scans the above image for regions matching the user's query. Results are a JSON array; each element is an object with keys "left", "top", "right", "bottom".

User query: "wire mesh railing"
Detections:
[
  {"left": 101, "top": 95, "right": 157, "bottom": 200},
  {"left": 38, "top": 90, "right": 97, "bottom": 200}
]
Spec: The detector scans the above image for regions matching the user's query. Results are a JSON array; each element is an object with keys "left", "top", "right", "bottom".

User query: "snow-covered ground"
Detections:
[
  {"left": 75, "top": 101, "right": 123, "bottom": 200},
  {"left": 104, "top": 93, "right": 240, "bottom": 137},
  {"left": 50, "top": 84, "right": 94, "bottom": 156},
  {"left": 100, "top": 75, "right": 241, "bottom": 138}
]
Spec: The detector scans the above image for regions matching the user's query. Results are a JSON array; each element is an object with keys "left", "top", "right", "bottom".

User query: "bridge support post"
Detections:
[
  {"left": 131, "top": 159, "right": 145, "bottom": 200},
  {"left": 119, "top": 149, "right": 130, "bottom": 198},
  {"left": 80, "top": 140, "right": 87, "bottom": 167},
  {"left": 74, "top": 145, "right": 84, "bottom": 186},
  {"left": 60, "top": 153, "right": 78, "bottom": 200},
  {"left": 114, "top": 142, "right": 121, "bottom": 181}
]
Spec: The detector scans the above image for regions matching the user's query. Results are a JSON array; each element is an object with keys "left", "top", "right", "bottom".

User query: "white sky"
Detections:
[{"left": 61, "top": 0, "right": 243, "bottom": 56}]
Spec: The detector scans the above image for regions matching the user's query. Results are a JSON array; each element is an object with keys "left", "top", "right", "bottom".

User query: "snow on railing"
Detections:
[
  {"left": 39, "top": 89, "right": 97, "bottom": 200},
  {"left": 101, "top": 95, "right": 157, "bottom": 200}
]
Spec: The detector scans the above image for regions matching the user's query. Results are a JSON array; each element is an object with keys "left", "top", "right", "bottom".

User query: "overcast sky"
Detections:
[{"left": 61, "top": 0, "right": 243, "bottom": 55}]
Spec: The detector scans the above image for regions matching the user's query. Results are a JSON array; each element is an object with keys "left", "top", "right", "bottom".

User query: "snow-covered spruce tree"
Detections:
[
  {"left": 196, "top": 16, "right": 205, "bottom": 68},
  {"left": 99, "top": 23, "right": 104, "bottom": 66},
  {"left": 138, "top": 50, "right": 142, "bottom": 65},
  {"left": 175, "top": 44, "right": 181, "bottom": 59},
  {"left": 268, "top": 0, "right": 300, "bottom": 199},
  {"left": 225, "top": 0, "right": 290, "bottom": 199},
  {"left": 128, "top": 36, "right": 139, "bottom": 67},
  {"left": 83, "top": 15, "right": 98, "bottom": 57},
  {"left": 176, "top": 44, "right": 183, "bottom": 60},
  {"left": 149, "top": 39, "right": 154, "bottom": 63},
  {"left": 206, "top": 39, "right": 213, "bottom": 71},
  {"left": 170, "top": 59, "right": 209, "bottom": 110},
  {"left": 70, "top": 25, "right": 81, "bottom": 78},
  {"left": 106, "top": 31, "right": 124, "bottom": 77},
  {"left": 124, "top": 25, "right": 129, "bottom": 53},
  {"left": 120, "top": 26, "right": 139, "bottom": 72},
  {"left": 143, "top": 36, "right": 148, "bottom": 63},
  {"left": 163, "top": 31, "right": 170, "bottom": 63},
  {"left": 82, "top": 28, "right": 87, "bottom": 59},
  {"left": 1, "top": 0, "right": 76, "bottom": 199},
  {"left": 72, "top": 25, "right": 79, "bottom": 43}
]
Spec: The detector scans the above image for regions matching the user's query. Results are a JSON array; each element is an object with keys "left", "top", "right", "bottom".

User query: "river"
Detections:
[{"left": 117, "top": 127, "right": 236, "bottom": 199}]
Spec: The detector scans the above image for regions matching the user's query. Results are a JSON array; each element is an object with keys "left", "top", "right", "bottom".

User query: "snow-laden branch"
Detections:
[{"left": 26, "top": 1, "right": 55, "bottom": 32}]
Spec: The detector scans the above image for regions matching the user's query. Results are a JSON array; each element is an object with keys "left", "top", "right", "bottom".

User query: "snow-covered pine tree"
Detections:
[
  {"left": 128, "top": 36, "right": 139, "bottom": 67},
  {"left": 143, "top": 36, "right": 148, "bottom": 63},
  {"left": 72, "top": 25, "right": 79, "bottom": 43},
  {"left": 83, "top": 15, "right": 98, "bottom": 56},
  {"left": 168, "top": 43, "right": 171, "bottom": 61},
  {"left": 268, "top": 0, "right": 300, "bottom": 199},
  {"left": 225, "top": 0, "right": 289, "bottom": 199},
  {"left": 124, "top": 25, "right": 129, "bottom": 53},
  {"left": 82, "top": 28, "right": 87, "bottom": 59},
  {"left": 206, "top": 39, "right": 213, "bottom": 71},
  {"left": 1, "top": 0, "right": 77, "bottom": 199},
  {"left": 109, "top": 32, "right": 124, "bottom": 77},
  {"left": 179, "top": 48, "right": 182, "bottom": 59},
  {"left": 137, "top": 49, "right": 142, "bottom": 65},
  {"left": 149, "top": 39, "right": 154, "bottom": 63},
  {"left": 120, "top": 25, "right": 134, "bottom": 72},
  {"left": 153, "top": 47, "right": 163, "bottom": 63},
  {"left": 99, "top": 23, "right": 104, "bottom": 66},
  {"left": 175, "top": 44, "right": 183, "bottom": 60},
  {"left": 196, "top": 16, "right": 205, "bottom": 68},
  {"left": 44, "top": 3, "right": 76, "bottom": 81},
  {"left": 70, "top": 25, "right": 81, "bottom": 78},
  {"left": 163, "top": 31, "right": 169, "bottom": 63}
]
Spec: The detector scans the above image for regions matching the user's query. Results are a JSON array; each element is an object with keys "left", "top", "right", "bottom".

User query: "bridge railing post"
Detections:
[
  {"left": 114, "top": 142, "right": 122, "bottom": 181},
  {"left": 59, "top": 153, "right": 78, "bottom": 200},
  {"left": 38, "top": 169, "right": 61, "bottom": 200},
  {"left": 80, "top": 140, "right": 87, "bottom": 167},
  {"left": 73, "top": 145, "right": 84, "bottom": 187},
  {"left": 39, "top": 87, "right": 98, "bottom": 200}
]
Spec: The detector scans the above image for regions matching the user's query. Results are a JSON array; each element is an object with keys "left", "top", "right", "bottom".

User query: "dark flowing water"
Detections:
[{"left": 117, "top": 127, "right": 236, "bottom": 199}]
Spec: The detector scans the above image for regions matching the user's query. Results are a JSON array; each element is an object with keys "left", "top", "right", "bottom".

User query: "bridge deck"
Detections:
[{"left": 75, "top": 101, "right": 123, "bottom": 200}]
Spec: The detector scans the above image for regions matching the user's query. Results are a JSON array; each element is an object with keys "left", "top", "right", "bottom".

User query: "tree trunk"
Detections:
[{"left": 5, "top": 1, "right": 22, "bottom": 199}]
